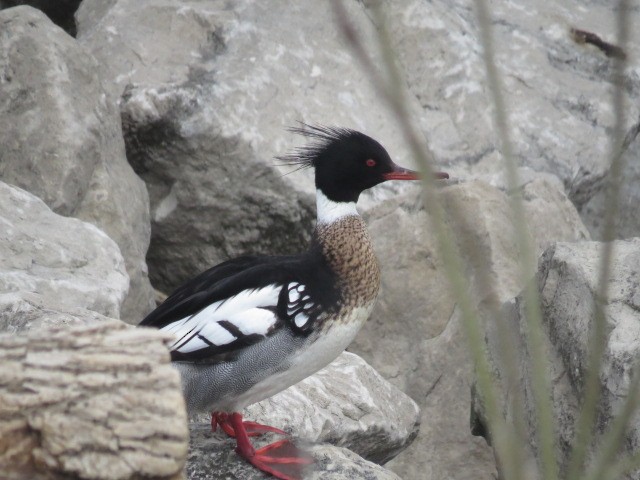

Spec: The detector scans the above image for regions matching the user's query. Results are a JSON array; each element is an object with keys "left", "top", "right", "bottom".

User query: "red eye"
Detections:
[{"left": 366, "top": 159, "right": 376, "bottom": 167}]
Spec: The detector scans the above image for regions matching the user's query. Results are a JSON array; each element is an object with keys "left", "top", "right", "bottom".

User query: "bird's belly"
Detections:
[{"left": 227, "top": 303, "right": 374, "bottom": 410}]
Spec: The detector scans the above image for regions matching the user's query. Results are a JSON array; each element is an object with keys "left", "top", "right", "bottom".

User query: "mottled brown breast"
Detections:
[{"left": 314, "top": 215, "right": 381, "bottom": 313}]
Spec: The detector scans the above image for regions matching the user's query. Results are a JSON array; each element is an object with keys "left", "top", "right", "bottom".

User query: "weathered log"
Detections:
[{"left": 0, "top": 320, "right": 188, "bottom": 480}]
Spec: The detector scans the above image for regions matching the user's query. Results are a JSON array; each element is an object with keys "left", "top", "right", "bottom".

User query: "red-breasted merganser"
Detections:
[{"left": 140, "top": 125, "right": 449, "bottom": 480}]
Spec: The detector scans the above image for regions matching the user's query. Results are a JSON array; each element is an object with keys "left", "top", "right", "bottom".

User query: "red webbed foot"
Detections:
[
  {"left": 229, "top": 412, "right": 314, "bottom": 480},
  {"left": 247, "top": 439, "right": 314, "bottom": 480},
  {"left": 211, "top": 411, "right": 287, "bottom": 437}
]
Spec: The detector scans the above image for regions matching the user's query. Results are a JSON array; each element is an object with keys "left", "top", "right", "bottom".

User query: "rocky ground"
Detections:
[{"left": 1, "top": 1, "right": 639, "bottom": 479}]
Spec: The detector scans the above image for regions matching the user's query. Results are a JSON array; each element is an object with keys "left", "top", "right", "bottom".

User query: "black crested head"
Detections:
[{"left": 278, "top": 124, "right": 422, "bottom": 203}]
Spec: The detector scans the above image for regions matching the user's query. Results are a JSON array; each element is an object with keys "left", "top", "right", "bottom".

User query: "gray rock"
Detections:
[
  {"left": 579, "top": 121, "right": 640, "bottom": 240},
  {"left": 393, "top": 307, "right": 499, "bottom": 480},
  {"left": 75, "top": 0, "right": 415, "bottom": 173},
  {"left": 357, "top": 176, "right": 588, "bottom": 388},
  {"left": 540, "top": 240, "right": 640, "bottom": 470},
  {"left": 187, "top": 423, "right": 401, "bottom": 480},
  {"left": 76, "top": 0, "right": 444, "bottom": 292},
  {"left": 0, "top": 182, "right": 128, "bottom": 319},
  {"left": 244, "top": 352, "right": 420, "bottom": 464},
  {"left": 353, "top": 176, "right": 588, "bottom": 479},
  {"left": 377, "top": 0, "right": 640, "bottom": 239},
  {"left": 191, "top": 352, "right": 419, "bottom": 466},
  {"left": 0, "top": 291, "right": 111, "bottom": 334},
  {"left": 75, "top": 154, "right": 155, "bottom": 323},
  {"left": 0, "top": 319, "right": 188, "bottom": 480},
  {"left": 120, "top": 83, "right": 315, "bottom": 291},
  {"left": 478, "top": 238, "right": 640, "bottom": 478},
  {"left": 307, "top": 445, "right": 401, "bottom": 480},
  {"left": 480, "top": 168, "right": 592, "bottom": 254},
  {"left": 0, "top": 6, "right": 154, "bottom": 323}
]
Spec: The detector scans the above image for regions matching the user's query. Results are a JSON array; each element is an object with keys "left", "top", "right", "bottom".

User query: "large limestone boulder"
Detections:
[
  {"left": 379, "top": 0, "right": 640, "bottom": 239},
  {"left": 74, "top": 0, "right": 443, "bottom": 292},
  {"left": 0, "top": 320, "right": 188, "bottom": 480},
  {"left": 0, "top": 182, "right": 129, "bottom": 319},
  {"left": 476, "top": 238, "right": 640, "bottom": 478},
  {"left": 120, "top": 85, "right": 316, "bottom": 291},
  {"left": 0, "top": 6, "right": 154, "bottom": 322},
  {"left": 76, "top": 0, "right": 414, "bottom": 166},
  {"left": 352, "top": 175, "right": 589, "bottom": 479},
  {"left": 190, "top": 352, "right": 419, "bottom": 467},
  {"left": 245, "top": 352, "right": 420, "bottom": 464}
]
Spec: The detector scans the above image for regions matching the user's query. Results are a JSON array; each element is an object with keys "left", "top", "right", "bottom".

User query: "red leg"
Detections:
[
  {"left": 229, "top": 412, "right": 314, "bottom": 480},
  {"left": 211, "top": 412, "right": 236, "bottom": 436},
  {"left": 211, "top": 411, "right": 287, "bottom": 437}
]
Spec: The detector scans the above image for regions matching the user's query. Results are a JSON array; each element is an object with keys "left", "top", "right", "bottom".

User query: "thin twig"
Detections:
[
  {"left": 602, "top": 441, "right": 640, "bottom": 479},
  {"left": 583, "top": 367, "right": 640, "bottom": 480},
  {"left": 566, "top": 1, "right": 630, "bottom": 478},
  {"left": 474, "top": 1, "right": 558, "bottom": 479}
]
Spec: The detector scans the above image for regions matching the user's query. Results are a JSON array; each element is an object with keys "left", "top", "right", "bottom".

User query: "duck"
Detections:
[{"left": 139, "top": 125, "right": 449, "bottom": 479}]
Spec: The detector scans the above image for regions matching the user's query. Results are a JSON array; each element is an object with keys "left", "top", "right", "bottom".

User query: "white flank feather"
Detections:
[
  {"left": 228, "top": 308, "right": 276, "bottom": 336},
  {"left": 164, "top": 284, "right": 281, "bottom": 352}
]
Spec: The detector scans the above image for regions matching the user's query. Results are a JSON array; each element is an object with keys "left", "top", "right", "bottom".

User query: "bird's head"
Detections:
[{"left": 280, "top": 125, "right": 448, "bottom": 203}]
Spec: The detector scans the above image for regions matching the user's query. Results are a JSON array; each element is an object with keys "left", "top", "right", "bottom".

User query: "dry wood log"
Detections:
[{"left": 0, "top": 320, "right": 188, "bottom": 480}]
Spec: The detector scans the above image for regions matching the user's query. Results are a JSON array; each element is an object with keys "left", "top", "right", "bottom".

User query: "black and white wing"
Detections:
[
  {"left": 164, "top": 283, "right": 283, "bottom": 360},
  {"left": 140, "top": 255, "right": 337, "bottom": 363}
]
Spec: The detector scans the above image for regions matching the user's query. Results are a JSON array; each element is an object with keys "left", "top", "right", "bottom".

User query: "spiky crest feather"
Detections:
[{"left": 276, "top": 123, "right": 368, "bottom": 171}]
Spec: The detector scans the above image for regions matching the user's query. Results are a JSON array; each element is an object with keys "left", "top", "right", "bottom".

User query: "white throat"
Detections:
[{"left": 316, "top": 190, "right": 358, "bottom": 224}]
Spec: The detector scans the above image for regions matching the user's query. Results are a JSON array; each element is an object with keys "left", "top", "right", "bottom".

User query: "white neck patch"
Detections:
[{"left": 316, "top": 190, "right": 358, "bottom": 224}]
